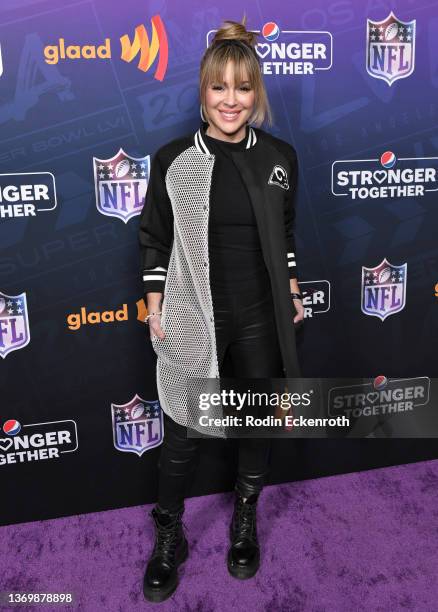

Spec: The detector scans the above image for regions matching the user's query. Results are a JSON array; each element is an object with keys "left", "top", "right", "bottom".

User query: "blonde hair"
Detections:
[{"left": 200, "top": 15, "right": 273, "bottom": 128}]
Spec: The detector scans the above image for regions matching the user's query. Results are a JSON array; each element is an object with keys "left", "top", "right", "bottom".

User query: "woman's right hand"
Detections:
[{"left": 149, "top": 314, "right": 166, "bottom": 340}]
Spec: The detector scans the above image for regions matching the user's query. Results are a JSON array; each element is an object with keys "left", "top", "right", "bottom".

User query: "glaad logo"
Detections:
[
  {"left": 361, "top": 258, "right": 407, "bottom": 321},
  {"left": 298, "top": 280, "right": 331, "bottom": 319},
  {"left": 328, "top": 375, "right": 430, "bottom": 419},
  {"left": 66, "top": 304, "right": 128, "bottom": 330},
  {"left": 207, "top": 21, "right": 332, "bottom": 76},
  {"left": 366, "top": 11, "right": 416, "bottom": 85},
  {"left": 0, "top": 418, "right": 78, "bottom": 466},
  {"left": 331, "top": 151, "right": 438, "bottom": 200},
  {"left": 112, "top": 394, "right": 163, "bottom": 456},
  {"left": 0, "top": 291, "right": 30, "bottom": 359},
  {"left": 120, "top": 21, "right": 168, "bottom": 80},
  {"left": 0, "top": 172, "right": 57, "bottom": 219},
  {"left": 43, "top": 15, "right": 168, "bottom": 81},
  {"left": 93, "top": 148, "right": 150, "bottom": 223}
]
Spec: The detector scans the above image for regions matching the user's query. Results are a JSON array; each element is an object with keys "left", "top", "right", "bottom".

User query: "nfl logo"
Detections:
[
  {"left": 0, "top": 291, "right": 30, "bottom": 359},
  {"left": 93, "top": 148, "right": 150, "bottom": 223},
  {"left": 366, "top": 11, "right": 416, "bottom": 86},
  {"left": 361, "top": 258, "right": 407, "bottom": 321},
  {"left": 112, "top": 394, "right": 163, "bottom": 456}
]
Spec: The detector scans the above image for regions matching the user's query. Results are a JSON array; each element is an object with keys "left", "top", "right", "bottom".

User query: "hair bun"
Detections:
[{"left": 211, "top": 17, "right": 258, "bottom": 49}]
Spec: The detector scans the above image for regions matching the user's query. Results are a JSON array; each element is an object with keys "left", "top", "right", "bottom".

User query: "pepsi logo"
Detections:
[
  {"left": 3, "top": 419, "right": 22, "bottom": 436},
  {"left": 378, "top": 267, "right": 392, "bottom": 284},
  {"left": 262, "top": 21, "right": 280, "bottom": 42},
  {"left": 385, "top": 23, "right": 399, "bottom": 41},
  {"left": 373, "top": 375, "right": 388, "bottom": 390},
  {"left": 115, "top": 159, "right": 131, "bottom": 178},
  {"left": 131, "top": 403, "right": 145, "bottom": 419},
  {"left": 380, "top": 151, "right": 396, "bottom": 169}
]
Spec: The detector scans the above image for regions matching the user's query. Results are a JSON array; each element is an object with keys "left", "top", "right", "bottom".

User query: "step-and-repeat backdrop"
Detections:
[{"left": 1, "top": 0, "right": 437, "bottom": 525}]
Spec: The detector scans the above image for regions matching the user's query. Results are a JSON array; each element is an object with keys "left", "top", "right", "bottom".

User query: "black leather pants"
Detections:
[{"left": 157, "top": 281, "right": 284, "bottom": 513}]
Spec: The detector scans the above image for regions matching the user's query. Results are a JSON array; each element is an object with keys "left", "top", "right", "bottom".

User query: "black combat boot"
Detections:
[
  {"left": 227, "top": 492, "right": 260, "bottom": 579},
  {"left": 143, "top": 505, "right": 188, "bottom": 602}
]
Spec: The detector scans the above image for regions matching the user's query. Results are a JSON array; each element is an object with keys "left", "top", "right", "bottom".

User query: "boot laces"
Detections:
[
  {"left": 234, "top": 499, "right": 257, "bottom": 540},
  {"left": 151, "top": 512, "right": 185, "bottom": 563}
]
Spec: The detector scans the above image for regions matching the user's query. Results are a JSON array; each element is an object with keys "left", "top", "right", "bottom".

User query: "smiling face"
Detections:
[{"left": 204, "top": 60, "right": 255, "bottom": 142}]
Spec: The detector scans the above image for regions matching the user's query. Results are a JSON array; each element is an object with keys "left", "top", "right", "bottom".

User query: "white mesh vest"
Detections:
[
  {"left": 151, "top": 127, "right": 259, "bottom": 438},
  {"left": 153, "top": 146, "right": 220, "bottom": 435}
]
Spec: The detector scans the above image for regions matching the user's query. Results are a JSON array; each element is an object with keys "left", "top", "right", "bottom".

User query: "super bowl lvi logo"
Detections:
[
  {"left": 366, "top": 12, "right": 416, "bottom": 85},
  {"left": 361, "top": 258, "right": 407, "bottom": 321},
  {"left": 93, "top": 148, "right": 150, "bottom": 223}
]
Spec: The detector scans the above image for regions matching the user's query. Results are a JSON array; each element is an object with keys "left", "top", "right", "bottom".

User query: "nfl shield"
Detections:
[
  {"left": 112, "top": 394, "right": 163, "bottom": 456},
  {"left": 361, "top": 258, "right": 407, "bottom": 321},
  {"left": 0, "top": 291, "right": 30, "bottom": 359},
  {"left": 366, "top": 11, "right": 416, "bottom": 85},
  {"left": 93, "top": 148, "right": 150, "bottom": 223}
]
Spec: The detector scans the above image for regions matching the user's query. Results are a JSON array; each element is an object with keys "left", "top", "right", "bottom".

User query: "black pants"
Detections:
[{"left": 157, "top": 281, "right": 284, "bottom": 513}]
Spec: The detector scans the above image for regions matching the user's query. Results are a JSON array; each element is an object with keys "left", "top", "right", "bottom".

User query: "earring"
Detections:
[{"left": 200, "top": 104, "right": 207, "bottom": 123}]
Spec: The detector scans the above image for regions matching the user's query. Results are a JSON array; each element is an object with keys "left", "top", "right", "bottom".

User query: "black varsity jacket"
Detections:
[{"left": 139, "top": 121, "right": 299, "bottom": 296}]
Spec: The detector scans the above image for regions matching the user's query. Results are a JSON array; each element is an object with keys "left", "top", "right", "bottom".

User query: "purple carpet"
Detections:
[{"left": 1, "top": 460, "right": 437, "bottom": 611}]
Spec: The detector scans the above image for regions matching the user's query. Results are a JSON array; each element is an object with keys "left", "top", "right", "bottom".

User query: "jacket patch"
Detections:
[{"left": 268, "top": 164, "right": 289, "bottom": 190}]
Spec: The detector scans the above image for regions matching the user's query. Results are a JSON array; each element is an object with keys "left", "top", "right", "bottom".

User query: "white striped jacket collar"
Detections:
[{"left": 194, "top": 122, "right": 257, "bottom": 155}]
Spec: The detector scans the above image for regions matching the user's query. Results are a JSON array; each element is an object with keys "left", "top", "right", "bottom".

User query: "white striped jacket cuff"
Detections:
[
  {"left": 287, "top": 252, "right": 297, "bottom": 278},
  {"left": 143, "top": 266, "right": 167, "bottom": 293},
  {"left": 287, "top": 252, "right": 296, "bottom": 267}
]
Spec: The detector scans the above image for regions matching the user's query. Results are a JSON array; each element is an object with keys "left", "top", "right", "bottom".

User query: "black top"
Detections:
[
  {"left": 139, "top": 121, "right": 300, "bottom": 296},
  {"left": 202, "top": 123, "right": 271, "bottom": 294}
]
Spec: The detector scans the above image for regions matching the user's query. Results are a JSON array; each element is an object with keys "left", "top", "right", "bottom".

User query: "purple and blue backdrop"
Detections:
[{"left": 1, "top": 0, "right": 437, "bottom": 525}]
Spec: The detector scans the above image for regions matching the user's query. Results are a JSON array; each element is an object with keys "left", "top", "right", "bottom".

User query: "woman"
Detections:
[{"left": 138, "top": 17, "right": 304, "bottom": 603}]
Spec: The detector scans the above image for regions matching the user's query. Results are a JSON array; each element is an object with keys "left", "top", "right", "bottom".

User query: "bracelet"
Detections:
[
  {"left": 291, "top": 293, "right": 302, "bottom": 300},
  {"left": 145, "top": 311, "right": 162, "bottom": 324}
]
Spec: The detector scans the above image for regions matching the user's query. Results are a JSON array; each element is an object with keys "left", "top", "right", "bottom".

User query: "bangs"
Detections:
[{"left": 206, "top": 48, "right": 256, "bottom": 86}]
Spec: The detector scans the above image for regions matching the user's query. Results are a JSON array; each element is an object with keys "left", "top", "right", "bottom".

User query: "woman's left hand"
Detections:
[{"left": 293, "top": 298, "right": 305, "bottom": 324}]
